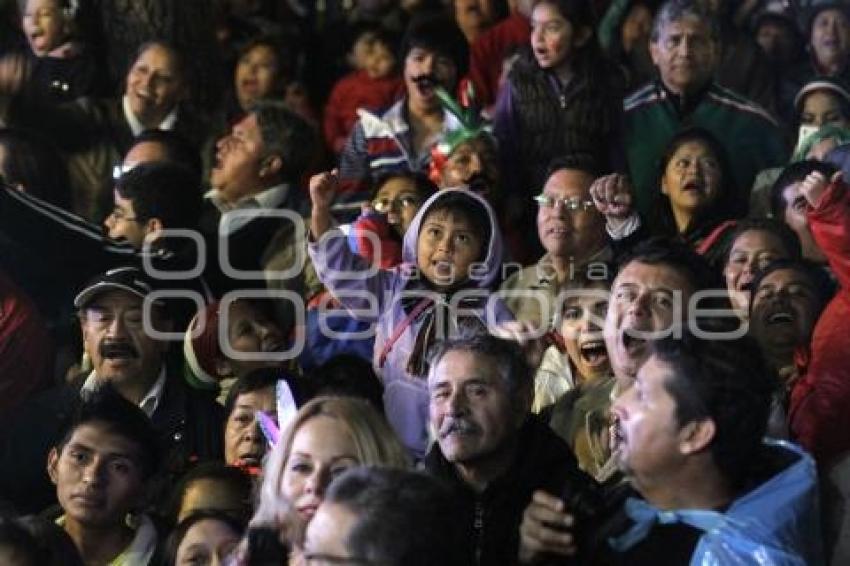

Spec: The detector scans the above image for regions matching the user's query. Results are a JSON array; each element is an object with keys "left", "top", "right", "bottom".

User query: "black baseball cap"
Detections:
[{"left": 74, "top": 266, "right": 163, "bottom": 309}]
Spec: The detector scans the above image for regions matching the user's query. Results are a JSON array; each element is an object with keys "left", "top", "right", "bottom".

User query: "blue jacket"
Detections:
[{"left": 610, "top": 440, "right": 823, "bottom": 565}]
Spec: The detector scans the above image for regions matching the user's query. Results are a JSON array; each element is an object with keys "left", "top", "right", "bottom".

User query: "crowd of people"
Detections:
[{"left": 1, "top": 0, "right": 850, "bottom": 564}]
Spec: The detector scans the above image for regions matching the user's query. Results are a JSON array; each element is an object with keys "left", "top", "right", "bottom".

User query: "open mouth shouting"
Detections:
[
  {"left": 578, "top": 339, "right": 608, "bottom": 368},
  {"left": 412, "top": 74, "right": 438, "bottom": 99},
  {"left": 610, "top": 414, "right": 625, "bottom": 455},
  {"left": 620, "top": 329, "right": 648, "bottom": 359},
  {"left": 764, "top": 307, "right": 795, "bottom": 326},
  {"left": 431, "top": 259, "right": 456, "bottom": 281},
  {"left": 681, "top": 179, "right": 705, "bottom": 194}
]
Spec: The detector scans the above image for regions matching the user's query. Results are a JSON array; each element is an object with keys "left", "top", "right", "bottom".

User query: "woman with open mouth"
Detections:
[
  {"left": 721, "top": 219, "right": 802, "bottom": 320},
  {"left": 222, "top": 368, "right": 306, "bottom": 472},
  {"left": 542, "top": 267, "right": 618, "bottom": 482},
  {"left": 649, "top": 127, "right": 740, "bottom": 252},
  {"left": 492, "top": 0, "right": 623, "bottom": 255}
]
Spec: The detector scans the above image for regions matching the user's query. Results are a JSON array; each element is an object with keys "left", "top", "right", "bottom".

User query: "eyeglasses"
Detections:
[
  {"left": 533, "top": 194, "right": 594, "bottom": 211},
  {"left": 107, "top": 207, "right": 140, "bottom": 223},
  {"left": 112, "top": 163, "right": 137, "bottom": 180},
  {"left": 372, "top": 195, "right": 420, "bottom": 213}
]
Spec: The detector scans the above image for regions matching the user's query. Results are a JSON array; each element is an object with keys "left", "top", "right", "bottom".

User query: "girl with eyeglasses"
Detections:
[{"left": 349, "top": 171, "right": 437, "bottom": 269}]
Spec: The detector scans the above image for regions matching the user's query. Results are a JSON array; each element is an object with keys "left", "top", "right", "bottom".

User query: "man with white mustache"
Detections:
[{"left": 423, "top": 332, "right": 594, "bottom": 565}]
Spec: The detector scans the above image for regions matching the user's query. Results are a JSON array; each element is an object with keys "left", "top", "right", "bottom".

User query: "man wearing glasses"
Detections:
[
  {"left": 500, "top": 155, "right": 614, "bottom": 329},
  {"left": 103, "top": 161, "right": 202, "bottom": 250}
]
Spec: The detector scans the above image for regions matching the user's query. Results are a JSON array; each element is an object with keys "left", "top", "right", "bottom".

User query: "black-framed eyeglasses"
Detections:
[
  {"left": 533, "top": 194, "right": 594, "bottom": 211},
  {"left": 112, "top": 164, "right": 133, "bottom": 180},
  {"left": 372, "top": 195, "right": 420, "bottom": 213}
]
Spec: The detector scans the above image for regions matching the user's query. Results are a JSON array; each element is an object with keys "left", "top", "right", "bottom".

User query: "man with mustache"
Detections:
[
  {"left": 0, "top": 266, "right": 223, "bottom": 515},
  {"left": 337, "top": 15, "right": 470, "bottom": 202},
  {"left": 423, "top": 332, "right": 594, "bottom": 565},
  {"left": 624, "top": 0, "right": 785, "bottom": 218}
]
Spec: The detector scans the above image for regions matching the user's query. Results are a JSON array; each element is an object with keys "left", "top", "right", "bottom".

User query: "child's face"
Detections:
[
  {"left": 372, "top": 177, "right": 423, "bottom": 237},
  {"left": 351, "top": 34, "right": 377, "bottom": 71},
  {"left": 23, "top": 0, "right": 67, "bottom": 56},
  {"left": 235, "top": 44, "right": 281, "bottom": 110},
  {"left": 531, "top": 2, "right": 585, "bottom": 71},
  {"left": 560, "top": 291, "right": 611, "bottom": 384},
  {"left": 365, "top": 43, "right": 395, "bottom": 79},
  {"left": 417, "top": 209, "right": 485, "bottom": 289}
]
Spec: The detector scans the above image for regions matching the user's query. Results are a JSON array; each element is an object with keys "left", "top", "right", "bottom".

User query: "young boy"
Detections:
[
  {"left": 47, "top": 385, "right": 160, "bottom": 565},
  {"left": 308, "top": 170, "right": 513, "bottom": 458}
]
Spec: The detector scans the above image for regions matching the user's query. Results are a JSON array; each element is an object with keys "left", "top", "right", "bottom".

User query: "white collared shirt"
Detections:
[
  {"left": 82, "top": 368, "right": 167, "bottom": 418},
  {"left": 122, "top": 95, "right": 178, "bottom": 137},
  {"left": 205, "top": 183, "right": 290, "bottom": 234}
]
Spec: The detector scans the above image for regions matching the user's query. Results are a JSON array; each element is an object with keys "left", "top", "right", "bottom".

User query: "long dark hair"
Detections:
[
  {"left": 652, "top": 127, "right": 739, "bottom": 244},
  {"left": 530, "top": 0, "right": 604, "bottom": 77}
]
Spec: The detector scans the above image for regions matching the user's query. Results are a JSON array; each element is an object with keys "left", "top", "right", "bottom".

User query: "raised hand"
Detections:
[
  {"left": 309, "top": 169, "right": 339, "bottom": 239},
  {"left": 309, "top": 169, "right": 339, "bottom": 211},
  {"left": 589, "top": 173, "right": 634, "bottom": 221},
  {"left": 800, "top": 170, "right": 843, "bottom": 209}
]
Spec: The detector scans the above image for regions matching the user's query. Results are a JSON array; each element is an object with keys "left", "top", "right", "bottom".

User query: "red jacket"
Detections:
[
  {"left": 323, "top": 70, "right": 404, "bottom": 154},
  {"left": 0, "top": 272, "right": 52, "bottom": 415},
  {"left": 790, "top": 180, "right": 850, "bottom": 467},
  {"left": 350, "top": 212, "right": 402, "bottom": 269},
  {"left": 468, "top": 11, "right": 531, "bottom": 109}
]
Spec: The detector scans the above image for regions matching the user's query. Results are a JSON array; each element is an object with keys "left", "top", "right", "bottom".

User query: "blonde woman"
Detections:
[{"left": 246, "top": 396, "right": 409, "bottom": 561}]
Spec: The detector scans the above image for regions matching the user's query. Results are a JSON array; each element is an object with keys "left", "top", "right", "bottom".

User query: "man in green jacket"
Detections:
[{"left": 624, "top": 0, "right": 787, "bottom": 218}]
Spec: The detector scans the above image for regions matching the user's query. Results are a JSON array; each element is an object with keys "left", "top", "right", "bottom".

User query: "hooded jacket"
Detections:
[
  {"left": 308, "top": 189, "right": 513, "bottom": 457},
  {"left": 791, "top": 179, "right": 850, "bottom": 468}
]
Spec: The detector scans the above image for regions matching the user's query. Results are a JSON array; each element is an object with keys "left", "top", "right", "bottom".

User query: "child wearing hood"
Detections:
[{"left": 308, "top": 170, "right": 513, "bottom": 458}]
